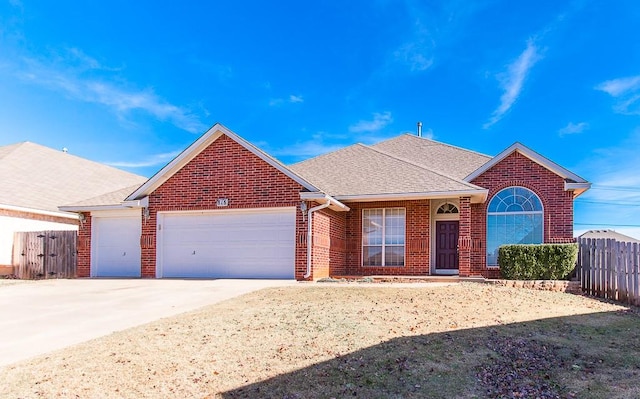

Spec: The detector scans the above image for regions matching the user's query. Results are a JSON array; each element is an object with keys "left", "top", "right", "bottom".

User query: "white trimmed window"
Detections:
[
  {"left": 362, "top": 208, "right": 405, "bottom": 266},
  {"left": 486, "top": 187, "right": 543, "bottom": 266}
]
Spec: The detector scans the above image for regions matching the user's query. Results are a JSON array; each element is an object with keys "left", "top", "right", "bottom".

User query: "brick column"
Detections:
[
  {"left": 140, "top": 206, "right": 157, "bottom": 278},
  {"left": 458, "top": 197, "right": 472, "bottom": 277},
  {"left": 76, "top": 212, "right": 92, "bottom": 277}
]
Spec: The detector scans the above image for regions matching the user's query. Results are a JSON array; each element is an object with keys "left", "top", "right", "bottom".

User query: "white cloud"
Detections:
[
  {"left": 596, "top": 75, "right": 640, "bottom": 115},
  {"left": 349, "top": 112, "right": 393, "bottom": 133},
  {"left": 105, "top": 150, "right": 181, "bottom": 168},
  {"left": 289, "top": 94, "right": 304, "bottom": 103},
  {"left": 269, "top": 94, "right": 304, "bottom": 107},
  {"left": 271, "top": 132, "right": 346, "bottom": 161},
  {"left": 558, "top": 122, "right": 588, "bottom": 137},
  {"left": 484, "top": 40, "right": 541, "bottom": 129},
  {"left": 596, "top": 75, "right": 640, "bottom": 97},
  {"left": 393, "top": 41, "right": 434, "bottom": 72},
  {"left": 421, "top": 127, "right": 435, "bottom": 140},
  {"left": 11, "top": 49, "right": 206, "bottom": 133}
]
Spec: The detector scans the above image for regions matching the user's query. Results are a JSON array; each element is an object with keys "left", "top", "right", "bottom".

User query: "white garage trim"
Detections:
[
  {"left": 156, "top": 207, "right": 296, "bottom": 279},
  {"left": 91, "top": 209, "right": 141, "bottom": 277}
]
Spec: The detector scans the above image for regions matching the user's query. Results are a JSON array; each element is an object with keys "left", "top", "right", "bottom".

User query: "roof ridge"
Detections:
[
  {"left": 288, "top": 142, "right": 366, "bottom": 167},
  {"left": 1, "top": 141, "right": 147, "bottom": 179},
  {"left": 362, "top": 144, "right": 482, "bottom": 190},
  {"left": 375, "top": 133, "right": 492, "bottom": 159}
]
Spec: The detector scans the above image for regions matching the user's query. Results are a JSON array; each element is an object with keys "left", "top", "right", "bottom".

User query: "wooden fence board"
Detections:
[
  {"left": 578, "top": 237, "right": 640, "bottom": 306},
  {"left": 12, "top": 231, "right": 77, "bottom": 279}
]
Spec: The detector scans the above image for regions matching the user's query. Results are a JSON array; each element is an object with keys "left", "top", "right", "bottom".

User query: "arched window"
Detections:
[
  {"left": 486, "top": 187, "right": 543, "bottom": 266},
  {"left": 437, "top": 203, "right": 459, "bottom": 214}
]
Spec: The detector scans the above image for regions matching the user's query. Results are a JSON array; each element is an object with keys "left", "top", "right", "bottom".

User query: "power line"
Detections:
[
  {"left": 575, "top": 222, "right": 640, "bottom": 227},
  {"left": 575, "top": 199, "right": 640, "bottom": 206},
  {"left": 590, "top": 185, "right": 640, "bottom": 192}
]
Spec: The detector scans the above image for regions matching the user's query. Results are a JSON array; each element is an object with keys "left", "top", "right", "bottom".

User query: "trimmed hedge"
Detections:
[{"left": 497, "top": 243, "right": 578, "bottom": 280}]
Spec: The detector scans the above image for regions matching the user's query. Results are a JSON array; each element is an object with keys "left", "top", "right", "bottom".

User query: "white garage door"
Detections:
[
  {"left": 92, "top": 211, "right": 141, "bottom": 277},
  {"left": 157, "top": 208, "right": 295, "bottom": 279}
]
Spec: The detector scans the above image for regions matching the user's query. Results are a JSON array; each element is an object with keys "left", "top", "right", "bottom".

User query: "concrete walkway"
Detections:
[{"left": 0, "top": 279, "right": 296, "bottom": 368}]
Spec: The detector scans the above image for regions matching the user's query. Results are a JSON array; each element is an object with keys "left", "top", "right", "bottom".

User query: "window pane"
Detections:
[
  {"left": 486, "top": 211, "right": 543, "bottom": 266},
  {"left": 363, "top": 209, "right": 383, "bottom": 245},
  {"left": 385, "top": 208, "right": 405, "bottom": 245},
  {"left": 363, "top": 246, "right": 382, "bottom": 266},
  {"left": 385, "top": 246, "right": 405, "bottom": 266}
]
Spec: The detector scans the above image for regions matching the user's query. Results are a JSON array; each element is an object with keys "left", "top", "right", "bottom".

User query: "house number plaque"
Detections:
[{"left": 216, "top": 198, "right": 229, "bottom": 207}]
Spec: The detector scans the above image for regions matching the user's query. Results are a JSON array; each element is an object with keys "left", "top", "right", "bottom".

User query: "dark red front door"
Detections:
[{"left": 436, "top": 221, "right": 459, "bottom": 270}]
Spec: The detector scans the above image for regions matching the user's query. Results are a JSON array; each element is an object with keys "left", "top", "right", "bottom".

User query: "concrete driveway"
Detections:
[{"left": 0, "top": 279, "right": 297, "bottom": 368}]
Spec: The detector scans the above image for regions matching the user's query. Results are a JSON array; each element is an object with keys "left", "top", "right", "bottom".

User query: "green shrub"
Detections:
[{"left": 497, "top": 243, "right": 578, "bottom": 280}]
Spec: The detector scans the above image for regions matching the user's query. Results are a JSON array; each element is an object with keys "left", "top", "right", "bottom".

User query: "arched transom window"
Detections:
[
  {"left": 486, "top": 187, "right": 543, "bottom": 266},
  {"left": 437, "top": 203, "right": 459, "bottom": 214}
]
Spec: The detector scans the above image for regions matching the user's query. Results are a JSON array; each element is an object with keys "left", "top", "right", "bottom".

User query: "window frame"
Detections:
[
  {"left": 486, "top": 186, "right": 544, "bottom": 267},
  {"left": 362, "top": 207, "right": 406, "bottom": 267}
]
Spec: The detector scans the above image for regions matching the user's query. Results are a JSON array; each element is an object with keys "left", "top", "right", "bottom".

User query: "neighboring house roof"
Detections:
[
  {"left": 0, "top": 141, "right": 147, "bottom": 215},
  {"left": 371, "top": 134, "right": 492, "bottom": 180},
  {"left": 578, "top": 229, "right": 640, "bottom": 243},
  {"left": 464, "top": 142, "right": 591, "bottom": 197},
  {"left": 289, "top": 142, "right": 488, "bottom": 202},
  {"left": 59, "top": 184, "right": 143, "bottom": 211},
  {"left": 126, "top": 123, "right": 321, "bottom": 201}
]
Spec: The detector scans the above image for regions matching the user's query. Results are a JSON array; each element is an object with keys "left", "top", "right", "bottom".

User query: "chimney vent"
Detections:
[{"left": 417, "top": 121, "right": 423, "bottom": 137}]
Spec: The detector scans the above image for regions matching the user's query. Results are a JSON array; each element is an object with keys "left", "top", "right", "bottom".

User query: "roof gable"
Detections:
[
  {"left": 126, "top": 123, "right": 319, "bottom": 200},
  {"left": 466, "top": 142, "right": 588, "bottom": 183}
]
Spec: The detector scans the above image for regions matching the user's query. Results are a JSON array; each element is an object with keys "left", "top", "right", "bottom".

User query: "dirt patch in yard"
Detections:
[{"left": 1, "top": 282, "right": 638, "bottom": 398}]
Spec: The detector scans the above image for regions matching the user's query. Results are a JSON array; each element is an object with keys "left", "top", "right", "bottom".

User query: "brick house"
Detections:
[{"left": 61, "top": 124, "right": 590, "bottom": 280}]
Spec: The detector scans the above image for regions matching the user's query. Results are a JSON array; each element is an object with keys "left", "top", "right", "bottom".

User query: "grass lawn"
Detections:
[{"left": 1, "top": 282, "right": 639, "bottom": 398}]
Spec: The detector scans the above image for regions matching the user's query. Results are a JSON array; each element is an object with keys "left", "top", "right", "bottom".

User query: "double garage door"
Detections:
[{"left": 157, "top": 208, "right": 296, "bottom": 279}]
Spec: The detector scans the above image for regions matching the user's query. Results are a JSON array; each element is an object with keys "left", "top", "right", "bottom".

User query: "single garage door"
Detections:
[
  {"left": 157, "top": 207, "right": 295, "bottom": 279},
  {"left": 92, "top": 210, "right": 141, "bottom": 277}
]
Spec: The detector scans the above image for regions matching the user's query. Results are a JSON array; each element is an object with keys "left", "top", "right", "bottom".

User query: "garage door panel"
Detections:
[
  {"left": 94, "top": 216, "right": 141, "bottom": 277},
  {"left": 158, "top": 208, "right": 295, "bottom": 279}
]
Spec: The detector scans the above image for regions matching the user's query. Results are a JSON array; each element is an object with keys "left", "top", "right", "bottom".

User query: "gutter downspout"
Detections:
[{"left": 304, "top": 200, "right": 331, "bottom": 279}]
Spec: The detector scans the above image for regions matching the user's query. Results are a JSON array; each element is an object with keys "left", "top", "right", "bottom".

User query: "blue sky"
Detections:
[{"left": 1, "top": 1, "right": 639, "bottom": 238}]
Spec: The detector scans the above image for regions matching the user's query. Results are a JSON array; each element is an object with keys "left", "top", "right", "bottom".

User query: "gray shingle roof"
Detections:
[
  {"left": 0, "top": 142, "right": 147, "bottom": 213},
  {"left": 62, "top": 185, "right": 143, "bottom": 208},
  {"left": 578, "top": 229, "right": 640, "bottom": 243},
  {"left": 289, "top": 143, "right": 482, "bottom": 197},
  {"left": 371, "top": 134, "right": 491, "bottom": 180}
]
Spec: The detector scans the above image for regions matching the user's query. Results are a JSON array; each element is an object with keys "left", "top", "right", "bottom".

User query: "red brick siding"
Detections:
[
  {"left": 0, "top": 208, "right": 79, "bottom": 226},
  {"left": 344, "top": 200, "right": 430, "bottom": 276},
  {"left": 142, "top": 134, "right": 307, "bottom": 278},
  {"left": 309, "top": 207, "right": 346, "bottom": 279},
  {"left": 312, "top": 211, "right": 330, "bottom": 279},
  {"left": 77, "top": 212, "right": 92, "bottom": 277},
  {"left": 470, "top": 151, "right": 574, "bottom": 278}
]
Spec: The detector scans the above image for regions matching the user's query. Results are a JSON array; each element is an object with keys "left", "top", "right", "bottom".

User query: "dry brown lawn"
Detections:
[{"left": 1, "top": 282, "right": 639, "bottom": 399}]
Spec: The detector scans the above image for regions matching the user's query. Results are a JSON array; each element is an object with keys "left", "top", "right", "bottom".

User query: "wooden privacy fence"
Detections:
[
  {"left": 12, "top": 231, "right": 77, "bottom": 279},
  {"left": 577, "top": 238, "right": 640, "bottom": 306}
]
